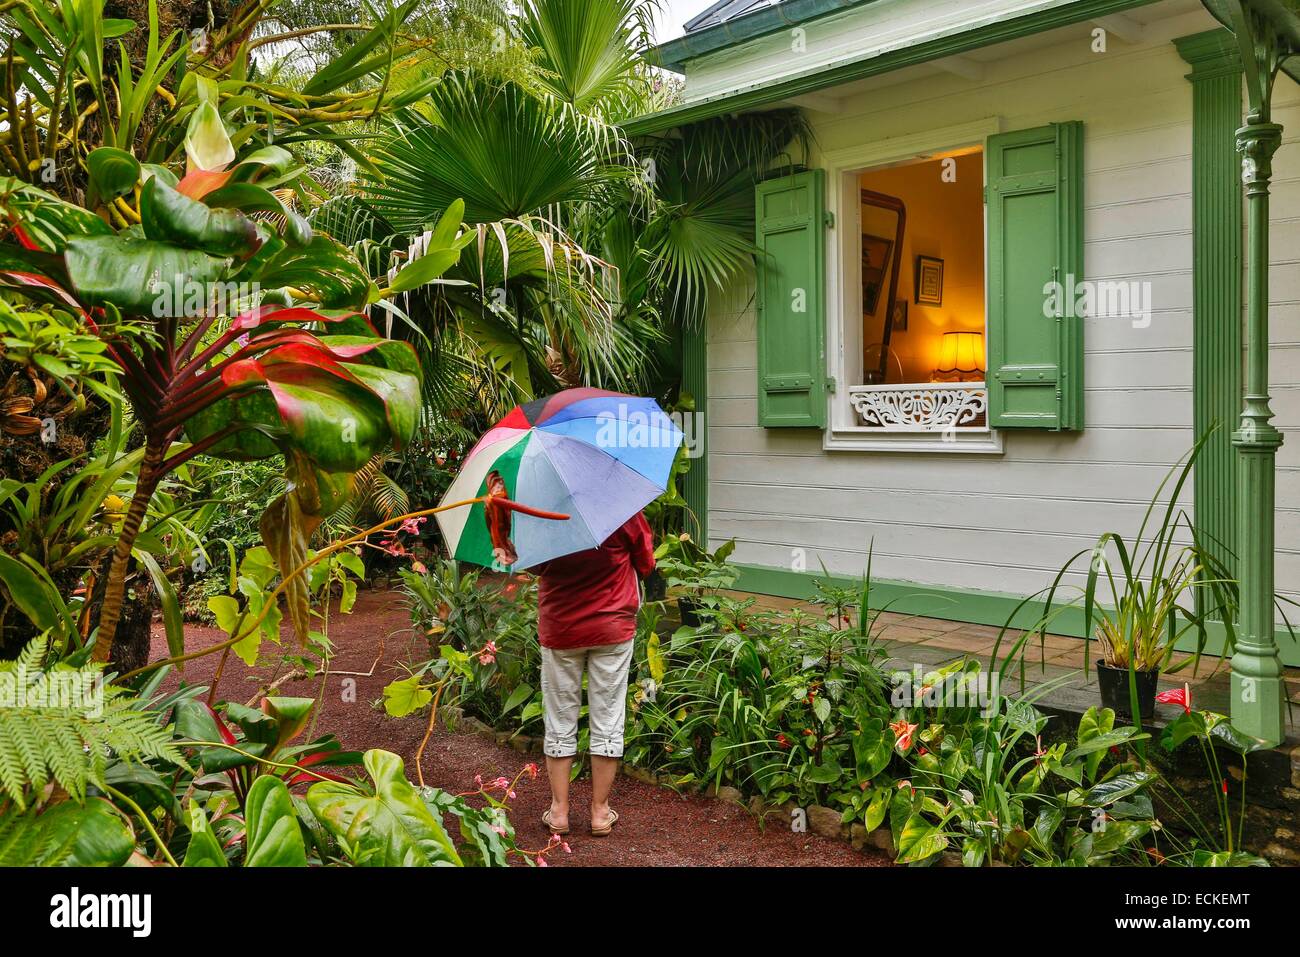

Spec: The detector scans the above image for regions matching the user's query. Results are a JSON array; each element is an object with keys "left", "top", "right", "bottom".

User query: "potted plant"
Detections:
[
  {"left": 1031, "top": 437, "right": 1240, "bottom": 722},
  {"left": 654, "top": 534, "right": 738, "bottom": 626}
]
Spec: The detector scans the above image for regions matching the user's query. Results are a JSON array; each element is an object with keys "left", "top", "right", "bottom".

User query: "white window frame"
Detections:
[{"left": 821, "top": 116, "right": 1005, "bottom": 454}]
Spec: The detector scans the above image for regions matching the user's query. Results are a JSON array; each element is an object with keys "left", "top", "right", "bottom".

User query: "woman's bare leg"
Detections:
[
  {"left": 545, "top": 756, "right": 573, "bottom": 830},
  {"left": 590, "top": 755, "right": 618, "bottom": 829}
]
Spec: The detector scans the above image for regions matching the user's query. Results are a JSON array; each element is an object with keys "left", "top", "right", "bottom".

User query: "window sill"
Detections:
[{"left": 825, "top": 382, "right": 1005, "bottom": 454}]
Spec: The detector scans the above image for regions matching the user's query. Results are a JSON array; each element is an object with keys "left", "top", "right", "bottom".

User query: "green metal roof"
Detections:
[
  {"left": 629, "top": 0, "right": 1160, "bottom": 135},
  {"left": 650, "top": 0, "right": 877, "bottom": 72}
]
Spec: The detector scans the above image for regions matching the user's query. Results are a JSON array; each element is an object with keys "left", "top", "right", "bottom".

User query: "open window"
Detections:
[
  {"left": 852, "top": 149, "right": 989, "bottom": 434},
  {"left": 753, "top": 120, "right": 1084, "bottom": 448}
]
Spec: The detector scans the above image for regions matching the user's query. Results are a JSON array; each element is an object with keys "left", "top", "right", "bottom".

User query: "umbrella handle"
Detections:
[{"left": 493, "top": 496, "right": 569, "bottom": 521}]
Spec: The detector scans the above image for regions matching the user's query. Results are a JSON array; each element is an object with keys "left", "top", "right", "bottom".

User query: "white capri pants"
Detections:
[{"left": 539, "top": 640, "right": 635, "bottom": 758}]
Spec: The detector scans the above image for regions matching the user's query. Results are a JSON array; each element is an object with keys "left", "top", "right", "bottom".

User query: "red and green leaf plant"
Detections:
[{"left": 0, "top": 112, "right": 473, "bottom": 663}]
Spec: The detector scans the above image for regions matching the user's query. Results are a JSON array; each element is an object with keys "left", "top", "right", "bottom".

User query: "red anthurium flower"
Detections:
[
  {"left": 1221, "top": 779, "right": 1229, "bottom": 795},
  {"left": 890, "top": 719, "right": 918, "bottom": 753},
  {"left": 776, "top": 733, "right": 791, "bottom": 749},
  {"left": 1154, "top": 683, "right": 1192, "bottom": 714}
]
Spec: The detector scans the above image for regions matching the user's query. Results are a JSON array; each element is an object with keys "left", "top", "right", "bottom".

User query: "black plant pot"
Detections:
[
  {"left": 678, "top": 596, "right": 704, "bottom": 628},
  {"left": 1095, "top": 661, "right": 1158, "bottom": 721}
]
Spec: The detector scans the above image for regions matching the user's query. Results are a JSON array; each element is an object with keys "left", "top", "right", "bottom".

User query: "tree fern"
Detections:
[
  {"left": 0, "top": 638, "right": 185, "bottom": 810},
  {"left": 0, "top": 804, "right": 75, "bottom": 866}
]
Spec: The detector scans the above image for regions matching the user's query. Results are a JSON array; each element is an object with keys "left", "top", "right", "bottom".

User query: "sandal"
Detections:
[
  {"left": 590, "top": 808, "right": 619, "bottom": 837},
  {"left": 542, "top": 809, "right": 569, "bottom": 836}
]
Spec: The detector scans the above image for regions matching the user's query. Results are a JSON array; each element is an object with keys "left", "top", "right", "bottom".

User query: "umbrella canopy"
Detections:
[{"left": 436, "top": 388, "right": 683, "bottom": 569}]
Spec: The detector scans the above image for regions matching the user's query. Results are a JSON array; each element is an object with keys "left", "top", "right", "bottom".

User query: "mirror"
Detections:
[{"left": 861, "top": 188, "right": 906, "bottom": 384}]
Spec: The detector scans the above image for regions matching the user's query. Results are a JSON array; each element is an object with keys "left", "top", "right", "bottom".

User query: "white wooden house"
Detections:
[{"left": 627, "top": 0, "right": 1300, "bottom": 742}]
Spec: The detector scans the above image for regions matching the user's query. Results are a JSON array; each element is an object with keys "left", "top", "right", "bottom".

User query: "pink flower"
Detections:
[
  {"left": 890, "top": 719, "right": 918, "bottom": 754},
  {"left": 491, "top": 825, "right": 507, "bottom": 837},
  {"left": 474, "top": 774, "right": 483, "bottom": 788},
  {"left": 524, "top": 763, "right": 539, "bottom": 779},
  {"left": 399, "top": 516, "right": 426, "bottom": 535},
  {"left": 561, "top": 841, "right": 571, "bottom": 854},
  {"left": 477, "top": 641, "right": 497, "bottom": 666},
  {"left": 537, "top": 855, "right": 548, "bottom": 867},
  {"left": 411, "top": 560, "right": 428, "bottom": 574}
]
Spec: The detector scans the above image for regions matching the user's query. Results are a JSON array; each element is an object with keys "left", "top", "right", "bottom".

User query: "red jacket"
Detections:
[{"left": 531, "top": 514, "right": 656, "bottom": 649}]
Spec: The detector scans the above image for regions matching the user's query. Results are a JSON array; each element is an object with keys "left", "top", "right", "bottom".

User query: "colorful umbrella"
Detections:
[{"left": 436, "top": 388, "right": 683, "bottom": 569}]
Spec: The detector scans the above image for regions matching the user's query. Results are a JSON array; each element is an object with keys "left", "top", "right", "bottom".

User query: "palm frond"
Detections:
[
  {"left": 364, "top": 75, "right": 635, "bottom": 228},
  {"left": 517, "top": 0, "right": 658, "bottom": 113}
]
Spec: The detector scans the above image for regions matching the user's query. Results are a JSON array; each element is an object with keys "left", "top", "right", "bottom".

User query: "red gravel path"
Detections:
[{"left": 151, "top": 586, "right": 889, "bottom": 867}]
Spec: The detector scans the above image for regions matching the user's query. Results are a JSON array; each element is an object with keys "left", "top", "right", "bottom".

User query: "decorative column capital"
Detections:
[
  {"left": 1174, "top": 29, "right": 1242, "bottom": 78},
  {"left": 1236, "top": 122, "right": 1283, "bottom": 192}
]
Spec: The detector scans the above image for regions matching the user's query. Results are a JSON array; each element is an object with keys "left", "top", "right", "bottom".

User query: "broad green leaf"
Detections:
[
  {"left": 863, "top": 787, "right": 890, "bottom": 832},
  {"left": 386, "top": 247, "right": 463, "bottom": 295},
  {"left": 140, "top": 176, "right": 260, "bottom": 256},
  {"left": 37, "top": 798, "right": 135, "bottom": 867},
  {"left": 306, "top": 749, "right": 462, "bottom": 866},
  {"left": 1087, "top": 820, "right": 1150, "bottom": 859},
  {"left": 646, "top": 633, "right": 665, "bottom": 682},
  {"left": 383, "top": 675, "right": 432, "bottom": 718},
  {"left": 255, "top": 234, "right": 372, "bottom": 310},
  {"left": 0, "top": 552, "right": 63, "bottom": 633},
  {"left": 895, "top": 813, "right": 948, "bottom": 864},
  {"left": 501, "top": 682, "right": 534, "bottom": 715},
  {"left": 86, "top": 147, "right": 140, "bottom": 199},
  {"left": 182, "top": 803, "right": 228, "bottom": 867},
  {"left": 136, "top": 550, "right": 184, "bottom": 661},
  {"left": 1190, "top": 850, "right": 1270, "bottom": 867},
  {"left": 244, "top": 776, "right": 308, "bottom": 867},
  {"left": 262, "top": 697, "right": 316, "bottom": 751},
  {"left": 63, "top": 235, "right": 232, "bottom": 314},
  {"left": 1067, "top": 771, "right": 1156, "bottom": 809},
  {"left": 812, "top": 694, "right": 831, "bottom": 724}
]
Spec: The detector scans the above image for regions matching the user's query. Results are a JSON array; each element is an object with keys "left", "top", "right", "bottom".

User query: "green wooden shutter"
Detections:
[
  {"left": 986, "top": 122, "right": 1084, "bottom": 430},
  {"left": 755, "top": 169, "right": 827, "bottom": 428}
]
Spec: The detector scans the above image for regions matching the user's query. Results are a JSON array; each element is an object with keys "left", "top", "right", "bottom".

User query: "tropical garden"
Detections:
[{"left": 0, "top": 0, "right": 1280, "bottom": 869}]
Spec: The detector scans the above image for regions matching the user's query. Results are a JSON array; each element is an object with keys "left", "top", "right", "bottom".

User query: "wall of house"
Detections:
[{"left": 703, "top": 10, "right": 1300, "bottom": 618}]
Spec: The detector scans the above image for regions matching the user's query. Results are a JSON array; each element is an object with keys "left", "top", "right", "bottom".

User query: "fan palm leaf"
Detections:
[
  {"left": 636, "top": 110, "right": 810, "bottom": 326},
  {"left": 364, "top": 75, "right": 634, "bottom": 228},
  {"left": 516, "top": 0, "right": 658, "bottom": 114}
]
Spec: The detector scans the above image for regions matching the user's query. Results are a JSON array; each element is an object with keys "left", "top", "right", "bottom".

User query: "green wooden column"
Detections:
[
  {"left": 1222, "top": 0, "right": 1291, "bottom": 746},
  {"left": 1175, "top": 31, "right": 1242, "bottom": 603},
  {"left": 680, "top": 321, "right": 709, "bottom": 543}
]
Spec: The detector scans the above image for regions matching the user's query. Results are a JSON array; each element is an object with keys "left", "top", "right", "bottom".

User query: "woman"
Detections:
[{"left": 525, "top": 512, "right": 657, "bottom": 838}]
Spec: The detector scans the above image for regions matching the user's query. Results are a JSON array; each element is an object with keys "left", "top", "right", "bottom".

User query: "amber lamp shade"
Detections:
[{"left": 934, "top": 331, "right": 985, "bottom": 381}]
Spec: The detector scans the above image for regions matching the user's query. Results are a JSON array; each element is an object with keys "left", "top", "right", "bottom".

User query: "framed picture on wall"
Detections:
[
  {"left": 891, "top": 299, "right": 908, "bottom": 331},
  {"left": 861, "top": 234, "right": 894, "bottom": 315},
  {"left": 915, "top": 255, "right": 944, "bottom": 306}
]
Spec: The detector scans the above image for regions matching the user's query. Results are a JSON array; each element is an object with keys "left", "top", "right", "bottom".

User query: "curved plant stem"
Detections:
[
  {"left": 415, "top": 680, "right": 448, "bottom": 789},
  {"left": 105, "top": 784, "right": 178, "bottom": 866}
]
